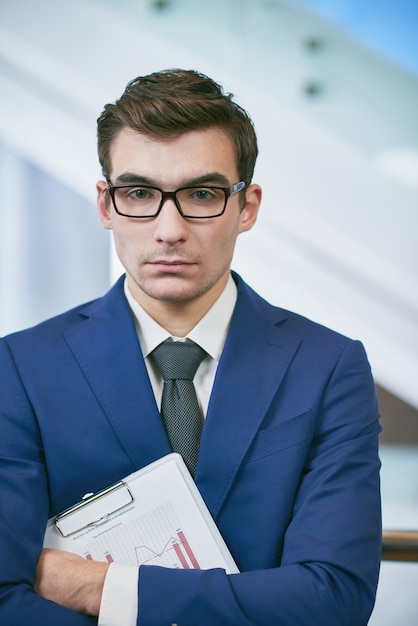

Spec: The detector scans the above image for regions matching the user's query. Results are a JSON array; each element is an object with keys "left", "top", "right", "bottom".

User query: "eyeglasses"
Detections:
[{"left": 106, "top": 180, "right": 246, "bottom": 219}]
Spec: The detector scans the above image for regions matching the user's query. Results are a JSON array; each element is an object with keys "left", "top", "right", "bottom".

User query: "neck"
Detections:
[{"left": 128, "top": 275, "right": 229, "bottom": 337}]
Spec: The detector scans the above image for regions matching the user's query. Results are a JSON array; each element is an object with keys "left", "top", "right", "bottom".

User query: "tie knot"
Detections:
[{"left": 151, "top": 340, "right": 206, "bottom": 381}]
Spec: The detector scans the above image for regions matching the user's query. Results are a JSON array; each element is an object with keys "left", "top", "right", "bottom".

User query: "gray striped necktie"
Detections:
[{"left": 150, "top": 340, "right": 206, "bottom": 477}]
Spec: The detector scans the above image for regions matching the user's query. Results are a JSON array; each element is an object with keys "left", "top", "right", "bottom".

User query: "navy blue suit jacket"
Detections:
[{"left": 0, "top": 273, "right": 381, "bottom": 625}]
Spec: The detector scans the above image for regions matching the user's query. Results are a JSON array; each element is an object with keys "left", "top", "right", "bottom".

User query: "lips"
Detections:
[{"left": 150, "top": 259, "right": 195, "bottom": 273}]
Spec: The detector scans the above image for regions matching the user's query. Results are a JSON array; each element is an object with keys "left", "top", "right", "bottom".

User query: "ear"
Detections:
[
  {"left": 96, "top": 181, "right": 113, "bottom": 230},
  {"left": 238, "top": 184, "right": 262, "bottom": 234}
]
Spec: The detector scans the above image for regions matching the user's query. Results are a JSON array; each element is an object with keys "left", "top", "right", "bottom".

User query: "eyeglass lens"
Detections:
[{"left": 112, "top": 186, "right": 227, "bottom": 218}]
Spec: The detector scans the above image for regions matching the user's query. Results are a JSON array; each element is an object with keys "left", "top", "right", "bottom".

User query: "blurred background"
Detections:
[{"left": 0, "top": 0, "right": 417, "bottom": 622}]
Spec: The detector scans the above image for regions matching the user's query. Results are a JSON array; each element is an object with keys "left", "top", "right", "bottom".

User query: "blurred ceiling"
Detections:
[{"left": 297, "top": 0, "right": 418, "bottom": 76}]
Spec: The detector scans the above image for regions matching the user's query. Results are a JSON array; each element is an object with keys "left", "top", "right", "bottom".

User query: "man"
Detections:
[{"left": 0, "top": 69, "right": 381, "bottom": 625}]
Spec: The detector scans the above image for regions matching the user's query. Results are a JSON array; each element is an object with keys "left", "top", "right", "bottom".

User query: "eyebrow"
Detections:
[{"left": 111, "top": 172, "right": 231, "bottom": 188}]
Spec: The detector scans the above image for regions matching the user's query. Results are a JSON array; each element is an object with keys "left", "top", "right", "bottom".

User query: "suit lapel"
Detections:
[
  {"left": 61, "top": 275, "right": 301, "bottom": 516},
  {"left": 63, "top": 277, "right": 171, "bottom": 470},
  {"left": 196, "top": 277, "right": 301, "bottom": 518}
]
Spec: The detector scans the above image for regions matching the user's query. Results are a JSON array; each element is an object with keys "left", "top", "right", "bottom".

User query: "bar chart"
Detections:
[{"left": 81, "top": 500, "right": 200, "bottom": 569}]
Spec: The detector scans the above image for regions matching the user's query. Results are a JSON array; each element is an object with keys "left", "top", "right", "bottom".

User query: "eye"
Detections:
[
  {"left": 126, "top": 187, "right": 156, "bottom": 202},
  {"left": 189, "top": 188, "right": 220, "bottom": 202}
]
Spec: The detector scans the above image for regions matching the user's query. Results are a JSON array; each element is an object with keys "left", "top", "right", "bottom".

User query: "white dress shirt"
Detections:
[{"left": 98, "top": 275, "right": 237, "bottom": 626}]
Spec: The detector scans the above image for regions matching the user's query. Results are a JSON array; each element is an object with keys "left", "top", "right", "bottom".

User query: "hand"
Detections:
[{"left": 35, "top": 548, "right": 109, "bottom": 616}]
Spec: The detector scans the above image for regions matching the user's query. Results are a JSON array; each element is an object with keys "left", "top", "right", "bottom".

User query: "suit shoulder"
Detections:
[
  {"left": 3, "top": 278, "right": 126, "bottom": 348},
  {"left": 278, "top": 306, "right": 351, "bottom": 344},
  {"left": 239, "top": 276, "right": 356, "bottom": 349},
  {"left": 3, "top": 298, "right": 99, "bottom": 345}
]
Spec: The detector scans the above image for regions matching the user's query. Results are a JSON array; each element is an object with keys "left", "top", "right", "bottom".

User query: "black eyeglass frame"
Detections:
[{"left": 106, "top": 180, "right": 246, "bottom": 219}]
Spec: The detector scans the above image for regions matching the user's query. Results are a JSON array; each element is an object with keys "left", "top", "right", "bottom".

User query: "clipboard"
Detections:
[
  {"left": 44, "top": 453, "right": 239, "bottom": 574},
  {"left": 54, "top": 481, "right": 134, "bottom": 538}
]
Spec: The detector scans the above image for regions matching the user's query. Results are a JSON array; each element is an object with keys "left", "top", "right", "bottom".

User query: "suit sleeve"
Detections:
[
  {"left": 135, "top": 339, "right": 382, "bottom": 626},
  {"left": 0, "top": 339, "right": 95, "bottom": 625}
]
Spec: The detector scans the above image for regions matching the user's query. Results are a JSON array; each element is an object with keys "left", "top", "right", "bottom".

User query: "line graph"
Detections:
[{"left": 80, "top": 501, "right": 200, "bottom": 569}]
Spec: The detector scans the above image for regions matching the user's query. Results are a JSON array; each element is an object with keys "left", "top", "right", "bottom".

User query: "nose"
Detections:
[{"left": 152, "top": 197, "right": 189, "bottom": 244}]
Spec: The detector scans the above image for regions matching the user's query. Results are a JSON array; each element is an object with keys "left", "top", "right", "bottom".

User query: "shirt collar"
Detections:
[{"left": 124, "top": 275, "right": 237, "bottom": 361}]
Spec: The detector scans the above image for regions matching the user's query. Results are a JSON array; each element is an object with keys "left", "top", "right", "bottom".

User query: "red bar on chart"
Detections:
[
  {"left": 173, "top": 541, "right": 189, "bottom": 569},
  {"left": 177, "top": 531, "right": 200, "bottom": 569}
]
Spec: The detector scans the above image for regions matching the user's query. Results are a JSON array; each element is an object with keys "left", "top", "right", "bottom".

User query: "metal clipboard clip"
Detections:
[{"left": 55, "top": 481, "right": 133, "bottom": 538}]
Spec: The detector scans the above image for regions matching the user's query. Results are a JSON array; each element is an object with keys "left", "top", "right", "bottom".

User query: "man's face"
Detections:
[{"left": 97, "top": 127, "right": 260, "bottom": 315}]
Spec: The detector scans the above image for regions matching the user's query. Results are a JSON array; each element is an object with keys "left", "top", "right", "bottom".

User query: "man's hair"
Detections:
[{"left": 97, "top": 68, "right": 258, "bottom": 185}]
